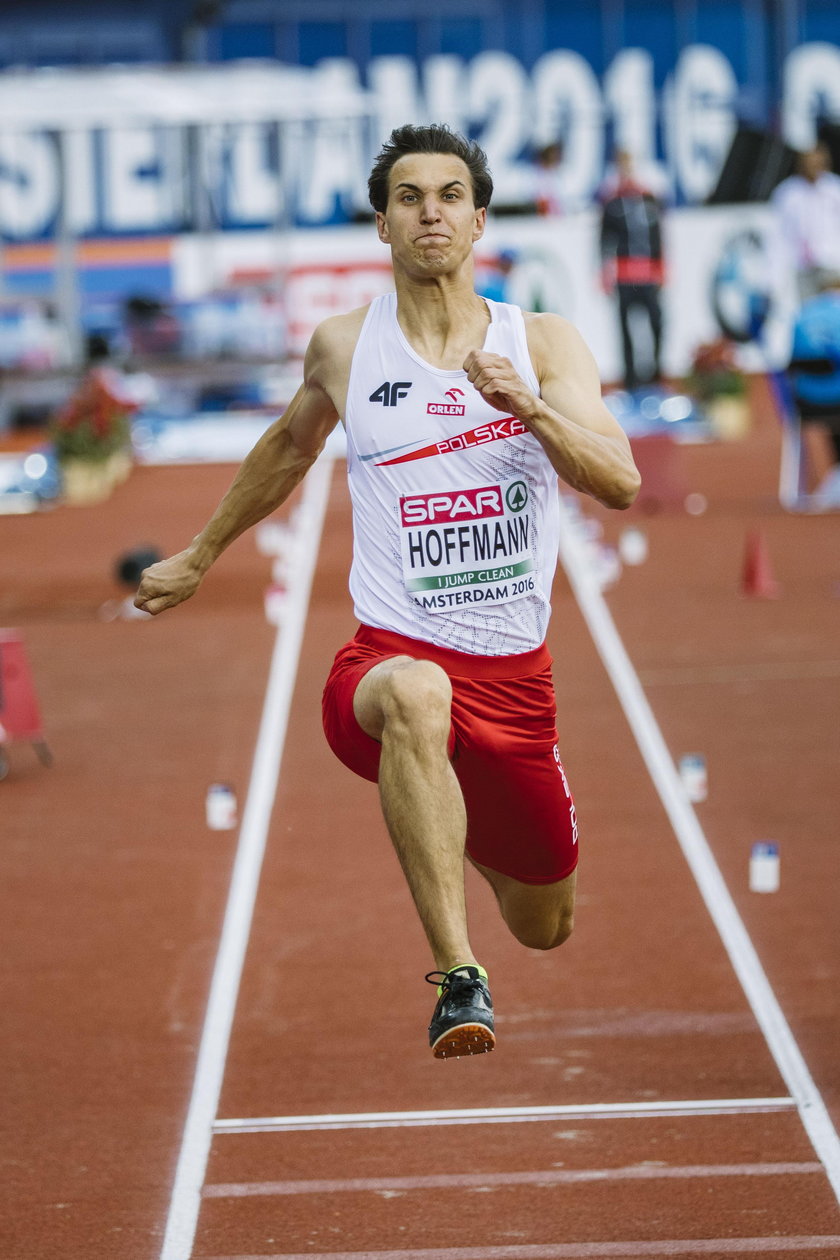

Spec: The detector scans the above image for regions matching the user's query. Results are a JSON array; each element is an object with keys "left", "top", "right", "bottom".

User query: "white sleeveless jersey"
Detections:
[{"left": 343, "top": 292, "right": 560, "bottom": 656}]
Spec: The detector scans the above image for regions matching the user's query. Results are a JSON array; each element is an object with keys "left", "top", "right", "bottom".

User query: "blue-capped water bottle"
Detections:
[
  {"left": 206, "top": 783, "right": 238, "bottom": 831},
  {"left": 679, "top": 754, "right": 708, "bottom": 803},
  {"left": 749, "top": 841, "right": 780, "bottom": 893}
]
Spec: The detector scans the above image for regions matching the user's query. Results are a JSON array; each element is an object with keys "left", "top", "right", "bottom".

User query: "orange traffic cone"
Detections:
[{"left": 741, "top": 529, "right": 780, "bottom": 599}]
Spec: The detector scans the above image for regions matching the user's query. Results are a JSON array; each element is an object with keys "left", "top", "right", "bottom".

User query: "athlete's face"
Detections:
[{"left": 376, "top": 152, "right": 486, "bottom": 276}]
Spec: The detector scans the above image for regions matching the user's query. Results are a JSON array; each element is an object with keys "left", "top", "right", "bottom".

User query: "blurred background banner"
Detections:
[{"left": 1, "top": 1, "right": 839, "bottom": 393}]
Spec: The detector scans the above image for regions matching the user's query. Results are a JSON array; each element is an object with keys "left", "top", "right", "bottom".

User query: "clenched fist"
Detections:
[
  {"left": 134, "top": 548, "right": 206, "bottom": 616},
  {"left": 463, "top": 348, "right": 538, "bottom": 422}
]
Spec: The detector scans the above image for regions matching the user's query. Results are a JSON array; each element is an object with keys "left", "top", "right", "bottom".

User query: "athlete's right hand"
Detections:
[{"left": 134, "top": 549, "right": 206, "bottom": 616}]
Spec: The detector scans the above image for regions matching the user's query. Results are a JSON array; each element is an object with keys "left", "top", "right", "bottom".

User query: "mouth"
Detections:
[{"left": 415, "top": 233, "right": 450, "bottom": 245}]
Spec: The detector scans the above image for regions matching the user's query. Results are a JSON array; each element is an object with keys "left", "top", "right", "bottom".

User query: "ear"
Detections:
[
  {"left": 472, "top": 206, "right": 487, "bottom": 243},
  {"left": 376, "top": 211, "right": 389, "bottom": 244}
]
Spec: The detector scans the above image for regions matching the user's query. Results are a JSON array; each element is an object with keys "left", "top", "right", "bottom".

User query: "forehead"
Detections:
[{"left": 388, "top": 151, "right": 473, "bottom": 196}]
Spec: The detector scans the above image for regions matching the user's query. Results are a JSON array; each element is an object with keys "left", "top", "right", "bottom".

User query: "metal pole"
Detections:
[{"left": 54, "top": 128, "right": 85, "bottom": 368}]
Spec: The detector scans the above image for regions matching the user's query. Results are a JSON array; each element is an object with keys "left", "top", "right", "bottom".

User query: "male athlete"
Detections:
[{"left": 135, "top": 124, "right": 640, "bottom": 1059}]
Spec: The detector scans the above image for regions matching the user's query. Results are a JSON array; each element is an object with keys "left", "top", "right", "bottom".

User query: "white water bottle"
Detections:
[
  {"left": 206, "top": 783, "right": 238, "bottom": 830},
  {"left": 749, "top": 842, "right": 780, "bottom": 893}
]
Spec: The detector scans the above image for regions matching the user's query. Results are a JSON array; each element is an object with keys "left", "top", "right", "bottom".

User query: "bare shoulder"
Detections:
[
  {"left": 305, "top": 306, "right": 367, "bottom": 376},
  {"left": 522, "top": 310, "right": 597, "bottom": 380},
  {"left": 523, "top": 310, "right": 586, "bottom": 355},
  {"left": 305, "top": 304, "right": 371, "bottom": 417}
]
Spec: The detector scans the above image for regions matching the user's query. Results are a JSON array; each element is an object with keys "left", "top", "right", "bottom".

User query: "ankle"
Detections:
[{"left": 439, "top": 960, "right": 488, "bottom": 981}]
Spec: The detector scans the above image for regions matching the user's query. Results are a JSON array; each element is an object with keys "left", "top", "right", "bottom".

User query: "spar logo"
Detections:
[
  {"left": 400, "top": 484, "right": 508, "bottom": 527},
  {"left": 505, "top": 480, "right": 528, "bottom": 512}
]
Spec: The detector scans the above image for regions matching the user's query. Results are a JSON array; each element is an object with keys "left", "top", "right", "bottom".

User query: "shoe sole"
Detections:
[{"left": 431, "top": 1022, "right": 496, "bottom": 1059}]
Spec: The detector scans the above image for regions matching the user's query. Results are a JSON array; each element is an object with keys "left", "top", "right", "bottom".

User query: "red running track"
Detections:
[{"left": 1, "top": 385, "right": 839, "bottom": 1258}]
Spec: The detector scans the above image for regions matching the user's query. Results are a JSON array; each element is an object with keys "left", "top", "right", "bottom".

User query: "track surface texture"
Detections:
[{"left": 1, "top": 380, "right": 838, "bottom": 1259}]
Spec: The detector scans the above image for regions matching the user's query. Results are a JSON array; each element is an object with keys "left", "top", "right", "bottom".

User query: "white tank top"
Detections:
[{"left": 343, "top": 292, "right": 560, "bottom": 656}]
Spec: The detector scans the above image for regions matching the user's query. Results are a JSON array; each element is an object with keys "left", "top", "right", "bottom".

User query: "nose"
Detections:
[{"left": 419, "top": 195, "right": 442, "bottom": 222}]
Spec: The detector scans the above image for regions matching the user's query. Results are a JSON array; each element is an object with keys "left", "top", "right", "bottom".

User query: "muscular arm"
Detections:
[
  {"left": 135, "top": 319, "right": 348, "bottom": 615},
  {"left": 464, "top": 312, "right": 640, "bottom": 510}
]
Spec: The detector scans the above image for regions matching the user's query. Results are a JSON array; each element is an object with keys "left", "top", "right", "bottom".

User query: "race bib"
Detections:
[{"left": 399, "top": 478, "right": 536, "bottom": 614}]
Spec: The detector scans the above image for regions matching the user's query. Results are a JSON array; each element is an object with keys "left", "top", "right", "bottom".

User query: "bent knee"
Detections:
[
  {"left": 510, "top": 909, "right": 574, "bottom": 952},
  {"left": 381, "top": 659, "right": 452, "bottom": 734}
]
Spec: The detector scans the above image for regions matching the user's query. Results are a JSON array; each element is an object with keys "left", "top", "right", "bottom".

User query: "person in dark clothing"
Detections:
[{"left": 599, "top": 150, "right": 665, "bottom": 390}]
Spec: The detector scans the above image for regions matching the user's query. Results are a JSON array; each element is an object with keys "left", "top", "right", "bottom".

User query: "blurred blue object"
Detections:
[
  {"left": 604, "top": 385, "right": 713, "bottom": 441},
  {"left": 0, "top": 446, "right": 62, "bottom": 511}
]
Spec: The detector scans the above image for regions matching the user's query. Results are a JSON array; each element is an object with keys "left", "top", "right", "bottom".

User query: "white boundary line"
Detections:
[
  {"left": 158, "top": 454, "right": 334, "bottom": 1260},
  {"left": 555, "top": 497, "right": 840, "bottom": 1205},
  {"left": 197, "top": 1238, "right": 840, "bottom": 1259},
  {"left": 203, "top": 1160, "right": 823, "bottom": 1197},
  {"left": 213, "top": 1096, "right": 794, "bottom": 1134}
]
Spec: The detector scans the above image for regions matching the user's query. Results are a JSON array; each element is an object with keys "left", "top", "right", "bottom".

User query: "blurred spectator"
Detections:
[
  {"left": 599, "top": 150, "right": 665, "bottom": 389},
  {"left": 532, "top": 141, "right": 565, "bottom": 216},
  {"left": 771, "top": 143, "right": 840, "bottom": 302},
  {"left": 123, "top": 295, "right": 182, "bottom": 358},
  {"left": 477, "top": 249, "right": 518, "bottom": 303},
  {"left": 788, "top": 273, "right": 840, "bottom": 508}
]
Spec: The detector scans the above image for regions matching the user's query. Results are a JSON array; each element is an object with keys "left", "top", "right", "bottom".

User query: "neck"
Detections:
[{"left": 393, "top": 265, "right": 491, "bottom": 369}]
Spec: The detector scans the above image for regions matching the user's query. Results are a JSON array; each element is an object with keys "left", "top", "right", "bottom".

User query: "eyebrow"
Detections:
[{"left": 394, "top": 180, "right": 468, "bottom": 194}]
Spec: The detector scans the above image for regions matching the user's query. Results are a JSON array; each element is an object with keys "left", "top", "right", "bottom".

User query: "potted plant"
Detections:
[
  {"left": 685, "top": 337, "right": 750, "bottom": 439},
  {"left": 50, "top": 367, "right": 138, "bottom": 505}
]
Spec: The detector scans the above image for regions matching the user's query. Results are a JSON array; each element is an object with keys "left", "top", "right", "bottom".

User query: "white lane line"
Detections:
[
  {"left": 200, "top": 1237, "right": 840, "bottom": 1258},
  {"left": 213, "top": 1096, "right": 794, "bottom": 1133},
  {"left": 203, "top": 1161, "right": 822, "bottom": 1197},
  {"left": 158, "top": 454, "right": 334, "bottom": 1260},
  {"left": 555, "top": 497, "right": 840, "bottom": 1205}
]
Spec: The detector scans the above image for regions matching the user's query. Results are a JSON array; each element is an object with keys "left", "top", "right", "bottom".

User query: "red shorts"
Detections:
[{"left": 321, "top": 625, "right": 579, "bottom": 885}]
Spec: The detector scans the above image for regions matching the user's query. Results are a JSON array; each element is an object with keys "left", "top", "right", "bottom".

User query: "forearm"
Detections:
[
  {"left": 520, "top": 397, "right": 640, "bottom": 509},
  {"left": 189, "top": 421, "right": 318, "bottom": 571}
]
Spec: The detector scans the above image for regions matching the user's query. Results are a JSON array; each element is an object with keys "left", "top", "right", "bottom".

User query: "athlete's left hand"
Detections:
[{"left": 463, "top": 349, "right": 538, "bottom": 421}]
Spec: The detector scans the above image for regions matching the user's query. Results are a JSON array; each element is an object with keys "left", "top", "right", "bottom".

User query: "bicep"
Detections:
[
  {"left": 281, "top": 380, "right": 340, "bottom": 459},
  {"left": 531, "top": 316, "right": 631, "bottom": 444}
]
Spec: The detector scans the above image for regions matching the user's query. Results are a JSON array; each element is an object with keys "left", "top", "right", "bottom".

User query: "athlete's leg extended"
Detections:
[
  {"left": 470, "top": 859, "right": 576, "bottom": 951},
  {"left": 352, "top": 656, "right": 478, "bottom": 974}
]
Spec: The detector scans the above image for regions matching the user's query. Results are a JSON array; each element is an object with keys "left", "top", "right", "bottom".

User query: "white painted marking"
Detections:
[
  {"left": 213, "top": 1096, "right": 794, "bottom": 1134},
  {"left": 555, "top": 497, "right": 840, "bottom": 1205},
  {"left": 199, "top": 1236, "right": 840, "bottom": 1259},
  {"left": 158, "top": 455, "right": 334, "bottom": 1260},
  {"left": 203, "top": 1160, "right": 822, "bottom": 1197}
]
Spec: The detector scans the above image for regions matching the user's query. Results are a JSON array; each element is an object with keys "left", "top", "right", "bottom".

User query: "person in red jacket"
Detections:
[{"left": 600, "top": 149, "right": 665, "bottom": 390}]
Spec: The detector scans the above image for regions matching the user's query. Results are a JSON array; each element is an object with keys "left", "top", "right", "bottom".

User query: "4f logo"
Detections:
[{"left": 370, "top": 381, "right": 413, "bottom": 407}]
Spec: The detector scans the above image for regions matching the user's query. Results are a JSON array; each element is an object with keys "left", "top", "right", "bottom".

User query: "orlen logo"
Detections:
[
  {"left": 427, "top": 402, "right": 465, "bottom": 416},
  {"left": 400, "top": 485, "right": 503, "bottom": 527},
  {"left": 427, "top": 387, "right": 465, "bottom": 417}
]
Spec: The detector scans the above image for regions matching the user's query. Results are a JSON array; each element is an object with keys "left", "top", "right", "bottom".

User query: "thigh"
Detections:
[
  {"left": 321, "top": 638, "right": 394, "bottom": 782},
  {"left": 322, "top": 640, "right": 457, "bottom": 781},
  {"left": 451, "top": 672, "right": 579, "bottom": 885}
]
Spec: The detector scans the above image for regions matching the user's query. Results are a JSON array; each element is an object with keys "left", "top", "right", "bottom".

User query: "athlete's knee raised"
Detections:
[{"left": 381, "top": 659, "right": 452, "bottom": 739}]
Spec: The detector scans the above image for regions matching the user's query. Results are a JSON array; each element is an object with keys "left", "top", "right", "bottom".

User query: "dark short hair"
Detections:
[{"left": 368, "top": 123, "right": 493, "bottom": 213}]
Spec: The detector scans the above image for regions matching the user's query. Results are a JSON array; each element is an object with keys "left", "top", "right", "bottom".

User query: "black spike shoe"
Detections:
[{"left": 426, "top": 966, "right": 495, "bottom": 1059}]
